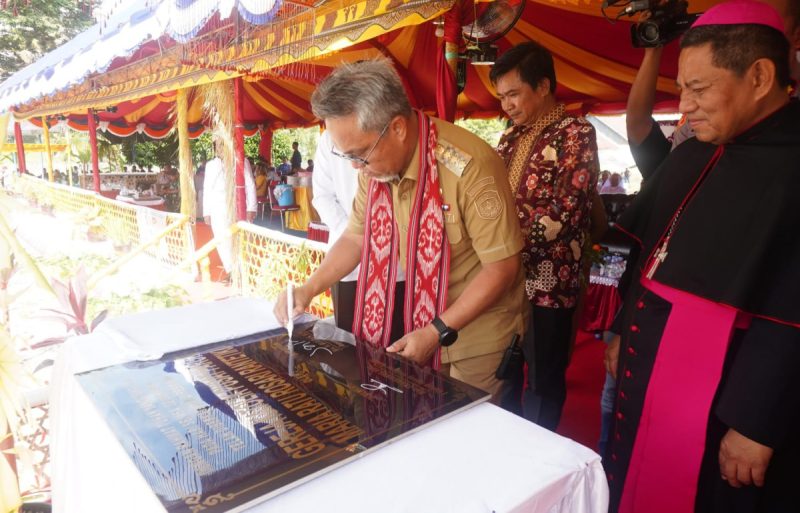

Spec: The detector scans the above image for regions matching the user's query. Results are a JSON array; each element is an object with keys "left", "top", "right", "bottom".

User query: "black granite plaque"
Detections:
[{"left": 77, "top": 321, "right": 489, "bottom": 513}]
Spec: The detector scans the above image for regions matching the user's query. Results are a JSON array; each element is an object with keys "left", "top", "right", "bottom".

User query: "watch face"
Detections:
[{"left": 440, "top": 329, "right": 458, "bottom": 347}]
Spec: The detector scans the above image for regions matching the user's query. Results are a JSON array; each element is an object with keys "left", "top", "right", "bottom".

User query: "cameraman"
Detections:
[
  {"left": 626, "top": 5, "right": 696, "bottom": 181},
  {"left": 626, "top": 0, "right": 800, "bottom": 182}
]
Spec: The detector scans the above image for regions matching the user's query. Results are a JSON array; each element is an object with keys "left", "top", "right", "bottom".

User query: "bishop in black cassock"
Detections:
[{"left": 605, "top": 3, "right": 800, "bottom": 512}]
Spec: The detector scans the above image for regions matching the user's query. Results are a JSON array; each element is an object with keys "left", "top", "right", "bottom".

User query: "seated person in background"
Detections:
[
  {"left": 156, "top": 165, "right": 171, "bottom": 191},
  {"left": 277, "top": 158, "right": 292, "bottom": 179},
  {"left": 598, "top": 170, "right": 611, "bottom": 190},
  {"left": 306, "top": 159, "right": 314, "bottom": 172},
  {"left": 599, "top": 173, "right": 627, "bottom": 194},
  {"left": 255, "top": 164, "right": 268, "bottom": 198}
]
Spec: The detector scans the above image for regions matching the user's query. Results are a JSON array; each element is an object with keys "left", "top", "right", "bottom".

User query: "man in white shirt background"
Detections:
[
  {"left": 203, "top": 136, "right": 257, "bottom": 277},
  {"left": 312, "top": 130, "right": 405, "bottom": 335}
]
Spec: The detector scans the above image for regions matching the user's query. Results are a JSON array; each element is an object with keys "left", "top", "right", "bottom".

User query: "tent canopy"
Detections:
[{"left": 2, "top": 0, "right": 721, "bottom": 135}]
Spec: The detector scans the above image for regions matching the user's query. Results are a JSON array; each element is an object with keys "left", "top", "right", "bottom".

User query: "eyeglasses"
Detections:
[{"left": 330, "top": 121, "right": 390, "bottom": 167}]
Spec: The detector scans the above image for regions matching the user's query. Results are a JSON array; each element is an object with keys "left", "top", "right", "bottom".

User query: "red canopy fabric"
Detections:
[{"left": 34, "top": 0, "right": 720, "bottom": 135}]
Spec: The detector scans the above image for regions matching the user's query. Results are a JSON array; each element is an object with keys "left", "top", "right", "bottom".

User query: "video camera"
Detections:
[{"left": 606, "top": 0, "right": 701, "bottom": 48}]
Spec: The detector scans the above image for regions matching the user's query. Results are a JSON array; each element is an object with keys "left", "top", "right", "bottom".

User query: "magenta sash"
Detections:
[{"left": 619, "top": 277, "right": 746, "bottom": 513}]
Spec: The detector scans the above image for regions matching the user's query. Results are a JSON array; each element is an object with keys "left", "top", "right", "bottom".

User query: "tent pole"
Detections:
[
  {"left": 87, "top": 109, "right": 101, "bottom": 193},
  {"left": 13, "top": 122, "right": 26, "bottom": 175},
  {"left": 66, "top": 126, "right": 73, "bottom": 187},
  {"left": 176, "top": 88, "right": 196, "bottom": 222},
  {"left": 258, "top": 125, "right": 272, "bottom": 165},
  {"left": 436, "top": 5, "right": 462, "bottom": 122},
  {"left": 41, "top": 116, "right": 54, "bottom": 182},
  {"left": 233, "top": 77, "right": 246, "bottom": 221}
]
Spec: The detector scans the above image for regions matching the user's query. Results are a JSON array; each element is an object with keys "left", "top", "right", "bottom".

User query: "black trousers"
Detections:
[
  {"left": 522, "top": 304, "right": 575, "bottom": 431},
  {"left": 332, "top": 280, "right": 406, "bottom": 343}
]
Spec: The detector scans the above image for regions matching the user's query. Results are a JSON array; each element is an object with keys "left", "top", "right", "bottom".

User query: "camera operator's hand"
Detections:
[{"left": 626, "top": 45, "right": 665, "bottom": 146}]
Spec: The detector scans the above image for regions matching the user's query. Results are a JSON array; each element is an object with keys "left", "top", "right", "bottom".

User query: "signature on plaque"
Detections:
[
  {"left": 360, "top": 378, "right": 404, "bottom": 395},
  {"left": 290, "top": 339, "right": 334, "bottom": 358}
]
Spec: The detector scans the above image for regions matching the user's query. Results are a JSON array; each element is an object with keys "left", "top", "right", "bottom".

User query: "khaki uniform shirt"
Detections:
[{"left": 347, "top": 117, "right": 528, "bottom": 362}]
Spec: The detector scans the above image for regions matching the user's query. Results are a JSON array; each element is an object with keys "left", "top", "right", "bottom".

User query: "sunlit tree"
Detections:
[{"left": 0, "top": 0, "right": 95, "bottom": 81}]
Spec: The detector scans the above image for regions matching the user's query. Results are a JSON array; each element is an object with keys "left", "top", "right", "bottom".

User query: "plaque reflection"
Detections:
[{"left": 77, "top": 322, "right": 488, "bottom": 513}]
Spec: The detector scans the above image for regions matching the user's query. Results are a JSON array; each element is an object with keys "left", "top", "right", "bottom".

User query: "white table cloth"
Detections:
[{"left": 49, "top": 297, "right": 608, "bottom": 513}]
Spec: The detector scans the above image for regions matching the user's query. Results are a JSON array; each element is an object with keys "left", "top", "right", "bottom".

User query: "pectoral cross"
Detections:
[{"left": 646, "top": 242, "right": 669, "bottom": 280}]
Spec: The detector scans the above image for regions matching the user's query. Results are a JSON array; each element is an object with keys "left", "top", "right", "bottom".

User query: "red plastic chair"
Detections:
[{"left": 256, "top": 195, "right": 268, "bottom": 220}]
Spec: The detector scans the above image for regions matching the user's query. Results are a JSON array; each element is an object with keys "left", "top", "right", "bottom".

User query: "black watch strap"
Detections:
[
  {"left": 431, "top": 316, "right": 449, "bottom": 335},
  {"left": 431, "top": 316, "right": 458, "bottom": 347}
]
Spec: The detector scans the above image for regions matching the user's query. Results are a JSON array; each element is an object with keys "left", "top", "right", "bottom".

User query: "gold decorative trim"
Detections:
[{"left": 11, "top": 0, "right": 454, "bottom": 120}]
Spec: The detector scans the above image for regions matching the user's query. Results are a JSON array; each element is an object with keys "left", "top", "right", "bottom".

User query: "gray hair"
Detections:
[{"left": 311, "top": 59, "right": 412, "bottom": 132}]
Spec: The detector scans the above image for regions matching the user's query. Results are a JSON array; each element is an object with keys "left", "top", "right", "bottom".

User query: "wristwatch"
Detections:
[{"left": 431, "top": 316, "right": 458, "bottom": 347}]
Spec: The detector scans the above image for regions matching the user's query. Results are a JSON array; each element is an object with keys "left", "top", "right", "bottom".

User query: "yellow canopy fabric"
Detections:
[{"left": 8, "top": 0, "right": 454, "bottom": 120}]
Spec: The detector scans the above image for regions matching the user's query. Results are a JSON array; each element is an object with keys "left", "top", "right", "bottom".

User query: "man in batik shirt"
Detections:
[{"left": 492, "top": 42, "right": 600, "bottom": 430}]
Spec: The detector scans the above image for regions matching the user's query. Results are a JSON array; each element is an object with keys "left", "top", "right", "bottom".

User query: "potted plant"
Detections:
[
  {"left": 85, "top": 218, "right": 106, "bottom": 242},
  {"left": 106, "top": 217, "right": 130, "bottom": 253},
  {"left": 38, "top": 197, "right": 54, "bottom": 216},
  {"left": 0, "top": 326, "right": 29, "bottom": 513}
]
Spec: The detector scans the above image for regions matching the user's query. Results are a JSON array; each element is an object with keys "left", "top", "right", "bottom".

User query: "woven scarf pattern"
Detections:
[{"left": 352, "top": 112, "right": 449, "bottom": 369}]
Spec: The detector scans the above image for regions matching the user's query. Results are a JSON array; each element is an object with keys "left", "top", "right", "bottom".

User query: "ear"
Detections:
[
  {"left": 390, "top": 115, "right": 407, "bottom": 141},
  {"left": 536, "top": 78, "right": 551, "bottom": 97},
  {"left": 748, "top": 57, "right": 778, "bottom": 101}
]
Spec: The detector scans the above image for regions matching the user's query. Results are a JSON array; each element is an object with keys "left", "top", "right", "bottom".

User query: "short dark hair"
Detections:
[
  {"left": 681, "top": 24, "right": 791, "bottom": 88},
  {"left": 490, "top": 41, "right": 556, "bottom": 94}
]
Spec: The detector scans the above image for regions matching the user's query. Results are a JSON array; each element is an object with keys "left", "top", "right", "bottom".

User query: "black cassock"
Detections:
[{"left": 607, "top": 100, "right": 800, "bottom": 513}]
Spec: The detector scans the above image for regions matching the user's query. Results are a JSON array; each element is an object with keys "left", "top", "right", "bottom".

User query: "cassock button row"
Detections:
[
  {"left": 627, "top": 346, "right": 637, "bottom": 356},
  {"left": 608, "top": 474, "right": 615, "bottom": 482},
  {"left": 615, "top": 432, "right": 622, "bottom": 441},
  {"left": 611, "top": 453, "right": 618, "bottom": 461},
  {"left": 624, "top": 369, "right": 632, "bottom": 378},
  {"left": 636, "top": 300, "right": 645, "bottom": 309},
  {"left": 630, "top": 325, "right": 640, "bottom": 333},
  {"left": 620, "top": 390, "right": 627, "bottom": 400},
  {"left": 616, "top": 411, "right": 624, "bottom": 420}
]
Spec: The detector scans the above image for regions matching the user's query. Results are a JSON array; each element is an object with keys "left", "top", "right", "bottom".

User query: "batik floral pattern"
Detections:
[{"left": 497, "top": 114, "right": 599, "bottom": 308}]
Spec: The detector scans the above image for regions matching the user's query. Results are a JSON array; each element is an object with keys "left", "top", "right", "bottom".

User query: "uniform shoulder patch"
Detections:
[
  {"left": 474, "top": 189, "right": 503, "bottom": 220},
  {"left": 466, "top": 176, "right": 496, "bottom": 198},
  {"left": 436, "top": 139, "right": 472, "bottom": 177}
]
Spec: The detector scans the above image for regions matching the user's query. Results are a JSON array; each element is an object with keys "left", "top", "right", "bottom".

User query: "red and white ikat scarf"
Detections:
[{"left": 352, "top": 112, "right": 450, "bottom": 368}]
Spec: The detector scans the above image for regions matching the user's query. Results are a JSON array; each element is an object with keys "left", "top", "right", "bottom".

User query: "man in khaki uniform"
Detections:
[{"left": 275, "top": 59, "right": 527, "bottom": 402}]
